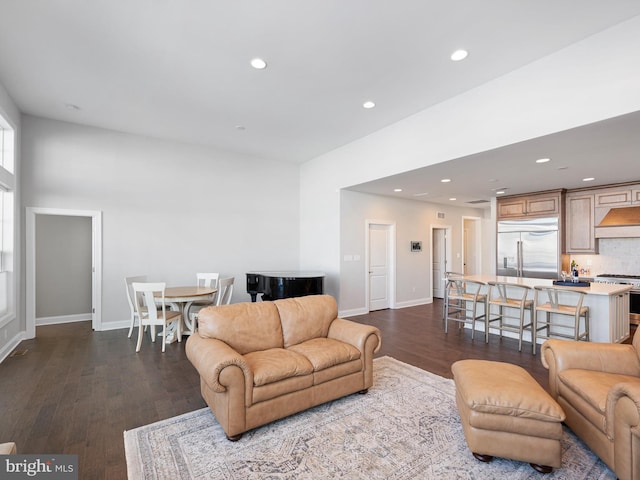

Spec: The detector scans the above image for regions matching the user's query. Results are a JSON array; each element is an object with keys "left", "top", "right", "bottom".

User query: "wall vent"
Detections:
[{"left": 437, "top": 212, "right": 445, "bottom": 219}]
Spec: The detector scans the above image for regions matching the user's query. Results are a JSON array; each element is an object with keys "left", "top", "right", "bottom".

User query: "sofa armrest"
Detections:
[
  {"left": 606, "top": 381, "right": 640, "bottom": 439},
  {"left": 541, "top": 339, "right": 640, "bottom": 398},
  {"left": 327, "top": 318, "right": 382, "bottom": 355},
  {"left": 185, "top": 334, "right": 253, "bottom": 393}
]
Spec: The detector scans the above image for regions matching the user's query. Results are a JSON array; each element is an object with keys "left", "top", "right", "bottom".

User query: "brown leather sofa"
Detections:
[
  {"left": 542, "top": 335, "right": 640, "bottom": 480},
  {"left": 185, "top": 294, "right": 382, "bottom": 440}
]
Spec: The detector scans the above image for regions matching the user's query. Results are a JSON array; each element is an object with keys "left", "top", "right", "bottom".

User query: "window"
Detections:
[{"left": 0, "top": 119, "right": 15, "bottom": 323}]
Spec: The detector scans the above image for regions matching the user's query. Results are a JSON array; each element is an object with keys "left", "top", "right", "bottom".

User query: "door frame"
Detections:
[
  {"left": 25, "top": 207, "right": 102, "bottom": 338},
  {"left": 364, "top": 219, "right": 396, "bottom": 312},
  {"left": 462, "top": 216, "right": 482, "bottom": 276},
  {"left": 430, "top": 224, "right": 453, "bottom": 299}
]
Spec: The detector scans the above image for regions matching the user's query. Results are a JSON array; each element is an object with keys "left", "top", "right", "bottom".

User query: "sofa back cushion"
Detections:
[
  {"left": 197, "top": 302, "right": 284, "bottom": 354},
  {"left": 275, "top": 295, "right": 338, "bottom": 348}
]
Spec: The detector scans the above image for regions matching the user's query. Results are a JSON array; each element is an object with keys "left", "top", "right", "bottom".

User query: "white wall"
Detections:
[
  {"left": 301, "top": 16, "right": 640, "bottom": 299},
  {"left": 20, "top": 115, "right": 300, "bottom": 329},
  {"left": 339, "top": 190, "right": 488, "bottom": 314}
]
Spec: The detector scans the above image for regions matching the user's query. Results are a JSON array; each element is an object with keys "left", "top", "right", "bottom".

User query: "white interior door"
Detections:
[
  {"left": 432, "top": 228, "right": 446, "bottom": 298},
  {"left": 368, "top": 224, "right": 390, "bottom": 311}
]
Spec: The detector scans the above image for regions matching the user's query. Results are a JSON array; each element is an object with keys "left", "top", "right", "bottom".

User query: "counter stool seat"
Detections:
[
  {"left": 444, "top": 278, "right": 487, "bottom": 342},
  {"left": 534, "top": 286, "right": 589, "bottom": 351},
  {"left": 452, "top": 359, "right": 565, "bottom": 473},
  {"left": 487, "top": 282, "right": 534, "bottom": 354}
]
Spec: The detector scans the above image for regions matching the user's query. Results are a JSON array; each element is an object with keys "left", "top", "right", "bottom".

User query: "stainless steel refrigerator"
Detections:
[{"left": 497, "top": 217, "right": 559, "bottom": 279}]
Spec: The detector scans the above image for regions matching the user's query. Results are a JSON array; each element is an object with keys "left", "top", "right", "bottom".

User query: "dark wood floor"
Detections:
[{"left": 0, "top": 299, "right": 550, "bottom": 479}]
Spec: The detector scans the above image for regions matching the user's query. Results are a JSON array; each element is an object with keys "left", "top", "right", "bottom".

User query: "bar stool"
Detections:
[
  {"left": 442, "top": 271, "right": 465, "bottom": 320},
  {"left": 533, "top": 285, "right": 589, "bottom": 353},
  {"left": 486, "top": 282, "right": 534, "bottom": 353},
  {"left": 444, "top": 278, "right": 487, "bottom": 341}
]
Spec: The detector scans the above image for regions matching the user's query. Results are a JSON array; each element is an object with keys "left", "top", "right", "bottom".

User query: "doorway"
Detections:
[
  {"left": 25, "top": 208, "right": 102, "bottom": 338},
  {"left": 431, "top": 225, "right": 452, "bottom": 299},
  {"left": 365, "top": 220, "right": 396, "bottom": 312}
]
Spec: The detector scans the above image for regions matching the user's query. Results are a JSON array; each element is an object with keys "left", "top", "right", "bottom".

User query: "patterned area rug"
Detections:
[{"left": 124, "top": 356, "right": 614, "bottom": 479}]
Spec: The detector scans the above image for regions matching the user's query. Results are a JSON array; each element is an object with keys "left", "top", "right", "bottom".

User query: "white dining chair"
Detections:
[
  {"left": 132, "top": 282, "right": 182, "bottom": 353},
  {"left": 216, "top": 277, "right": 234, "bottom": 306},
  {"left": 125, "top": 275, "right": 147, "bottom": 338},
  {"left": 188, "top": 272, "right": 220, "bottom": 325}
]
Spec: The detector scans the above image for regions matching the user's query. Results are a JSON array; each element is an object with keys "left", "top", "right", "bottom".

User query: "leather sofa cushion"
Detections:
[
  {"left": 558, "top": 368, "right": 639, "bottom": 434},
  {"left": 275, "top": 295, "right": 338, "bottom": 348},
  {"left": 244, "top": 348, "right": 314, "bottom": 386},
  {"left": 288, "top": 338, "right": 360, "bottom": 371},
  {"left": 197, "top": 302, "right": 284, "bottom": 354}
]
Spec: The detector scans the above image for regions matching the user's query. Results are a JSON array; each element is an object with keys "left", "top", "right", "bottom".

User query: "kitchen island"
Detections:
[{"left": 459, "top": 275, "right": 632, "bottom": 344}]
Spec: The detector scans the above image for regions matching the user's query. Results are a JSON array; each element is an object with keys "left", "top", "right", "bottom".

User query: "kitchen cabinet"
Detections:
[
  {"left": 633, "top": 189, "right": 640, "bottom": 204},
  {"left": 566, "top": 193, "right": 597, "bottom": 254},
  {"left": 595, "top": 189, "right": 632, "bottom": 207},
  {"left": 497, "top": 190, "right": 563, "bottom": 219}
]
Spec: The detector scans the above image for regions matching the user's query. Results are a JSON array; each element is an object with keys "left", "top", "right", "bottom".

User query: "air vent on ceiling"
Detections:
[
  {"left": 466, "top": 199, "right": 490, "bottom": 204},
  {"left": 437, "top": 212, "right": 445, "bottom": 219}
]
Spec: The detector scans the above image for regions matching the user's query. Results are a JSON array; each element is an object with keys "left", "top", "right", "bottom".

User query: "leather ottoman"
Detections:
[{"left": 452, "top": 359, "right": 566, "bottom": 473}]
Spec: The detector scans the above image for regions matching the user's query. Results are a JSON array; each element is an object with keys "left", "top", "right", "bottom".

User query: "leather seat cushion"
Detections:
[
  {"left": 558, "top": 368, "right": 639, "bottom": 433},
  {"left": 288, "top": 338, "right": 361, "bottom": 371},
  {"left": 453, "top": 360, "right": 564, "bottom": 423},
  {"left": 244, "top": 348, "right": 313, "bottom": 386}
]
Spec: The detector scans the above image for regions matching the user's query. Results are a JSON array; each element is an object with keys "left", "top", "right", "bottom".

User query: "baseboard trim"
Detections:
[
  {"left": 36, "top": 313, "right": 92, "bottom": 326},
  {"left": 393, "top": 298, "right": 433, "bottom": 309},
  {"left": 0, "top": 331, "right": 27, "bottom": 364},
  {"left": 339, "top": 308, "right": 369, "bottom": 318},
  {"left": 99, "top": 320, "right": 130, "bottom": 332}
]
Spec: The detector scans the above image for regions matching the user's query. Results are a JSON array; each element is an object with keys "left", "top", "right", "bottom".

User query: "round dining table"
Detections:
[{"left": 156, "top": 286, "right": 216, "bottom": 340}]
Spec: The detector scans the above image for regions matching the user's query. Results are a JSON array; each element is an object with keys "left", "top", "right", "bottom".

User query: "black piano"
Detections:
[{"left": 246, "top": 271, "right": 325, "bottom": 302}]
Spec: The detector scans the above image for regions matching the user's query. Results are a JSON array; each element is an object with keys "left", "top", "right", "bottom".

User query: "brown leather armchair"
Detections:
[{"left": 541, "top": 334, "right": 640, "bottom": 480}]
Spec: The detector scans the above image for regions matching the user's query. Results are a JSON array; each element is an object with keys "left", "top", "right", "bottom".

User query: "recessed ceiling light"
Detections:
[
  {"left": 363, "top": 101, "right": 376, "bottom": 109},
  {"left": 394, "top": 188, "right": 402, "bottom": 192},
  {"left": 250, "top": 58, "right": 267, "bottom": 69},
  {"left": 449, "top": 197, "right": 457, "bottom": 201},
  {"left": 450, "top": 49, "right": 468, "bottom": 61},
  {"left": 235, "top": 125, "right": 246, "bottom": 131},
  {"left": 583, "top": 177, "right": 595, "bottom": 182},
  {"left": 413, "top": 192, "right": 429, "bottom": 197},
  {"left": 536, "top": 158, "right": 551, "bottom": 164},
  {"left": 496, "top": 190, "right": 506, "bottom": 195},
  {"left": 441, "top": 178, "right": 451, "bottom": 183},
  {"left": 557, "top": 166, "right": 569, "bottom": 170},
  {"left": 64, "top": 103, "right": 80, "bottom": 111}
]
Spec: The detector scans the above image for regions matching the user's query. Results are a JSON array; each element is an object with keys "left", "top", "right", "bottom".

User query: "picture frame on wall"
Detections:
[{"left": 410, "top": 241, "right": 422, "bottom": 252}]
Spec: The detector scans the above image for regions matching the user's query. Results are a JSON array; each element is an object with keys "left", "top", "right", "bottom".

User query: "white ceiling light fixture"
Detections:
[
  {"left": 441, "top": 178, "right": 451, "bottom": 183},
  {"left": 362, "top": 101, "right": 376, "bottom": 109},
  {"left": 536, "top": 158, "right": 551, "bottom": 163},
  {"left": 450, "top": 49, "right": 468, "bottom": 61},
  {"left": 250, "top": 58, "right": 267, "bottom": 70},
  {"left": 496, "top": 190, "right": 506, "bottom": 195},
  {"left": 583, "top": 177, "right": 595, "bottom": 182},
  {"left": 449, "top": 197, "right": 457, "bottom": 201},
  {"left": 394, "top": 188, "right": 403, "bottom": 192}
]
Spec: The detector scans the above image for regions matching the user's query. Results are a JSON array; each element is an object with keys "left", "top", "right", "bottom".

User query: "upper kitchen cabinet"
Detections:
[
  {"left": 633, "top": 189, "right": 640, "bottom": 204},
  {"left": 566, "top": 192, "right": 597, "bottom": 254},
  {"left": 497, "top": 190, "right": 564, "bottom": 220},
  {"left": 595, "top": 189, "right": 633, "bottom": 207}
]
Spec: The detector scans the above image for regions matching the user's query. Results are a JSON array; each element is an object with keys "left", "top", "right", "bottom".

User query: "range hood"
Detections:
[{"left": 595, "top": 206, "right": 640, "bottom": 238}]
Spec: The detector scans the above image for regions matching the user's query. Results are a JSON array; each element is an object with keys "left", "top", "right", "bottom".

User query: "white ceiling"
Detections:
[{"left": 1, "top": 1, "right": 640, "bottom": 204}]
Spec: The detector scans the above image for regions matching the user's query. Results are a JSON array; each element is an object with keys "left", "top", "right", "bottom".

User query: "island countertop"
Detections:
[{"left": 460, "top": 274, "right": 633, "bottom": 296}]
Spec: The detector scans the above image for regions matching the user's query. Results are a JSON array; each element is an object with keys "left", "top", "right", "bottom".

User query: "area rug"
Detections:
[{"left": 124, "top": 356, "right": 614, "bottom": 479}]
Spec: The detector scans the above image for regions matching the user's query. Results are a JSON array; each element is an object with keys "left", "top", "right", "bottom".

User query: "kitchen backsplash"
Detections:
[{"left": 571, "top": 238, "right": 640, "bottom": 276}]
